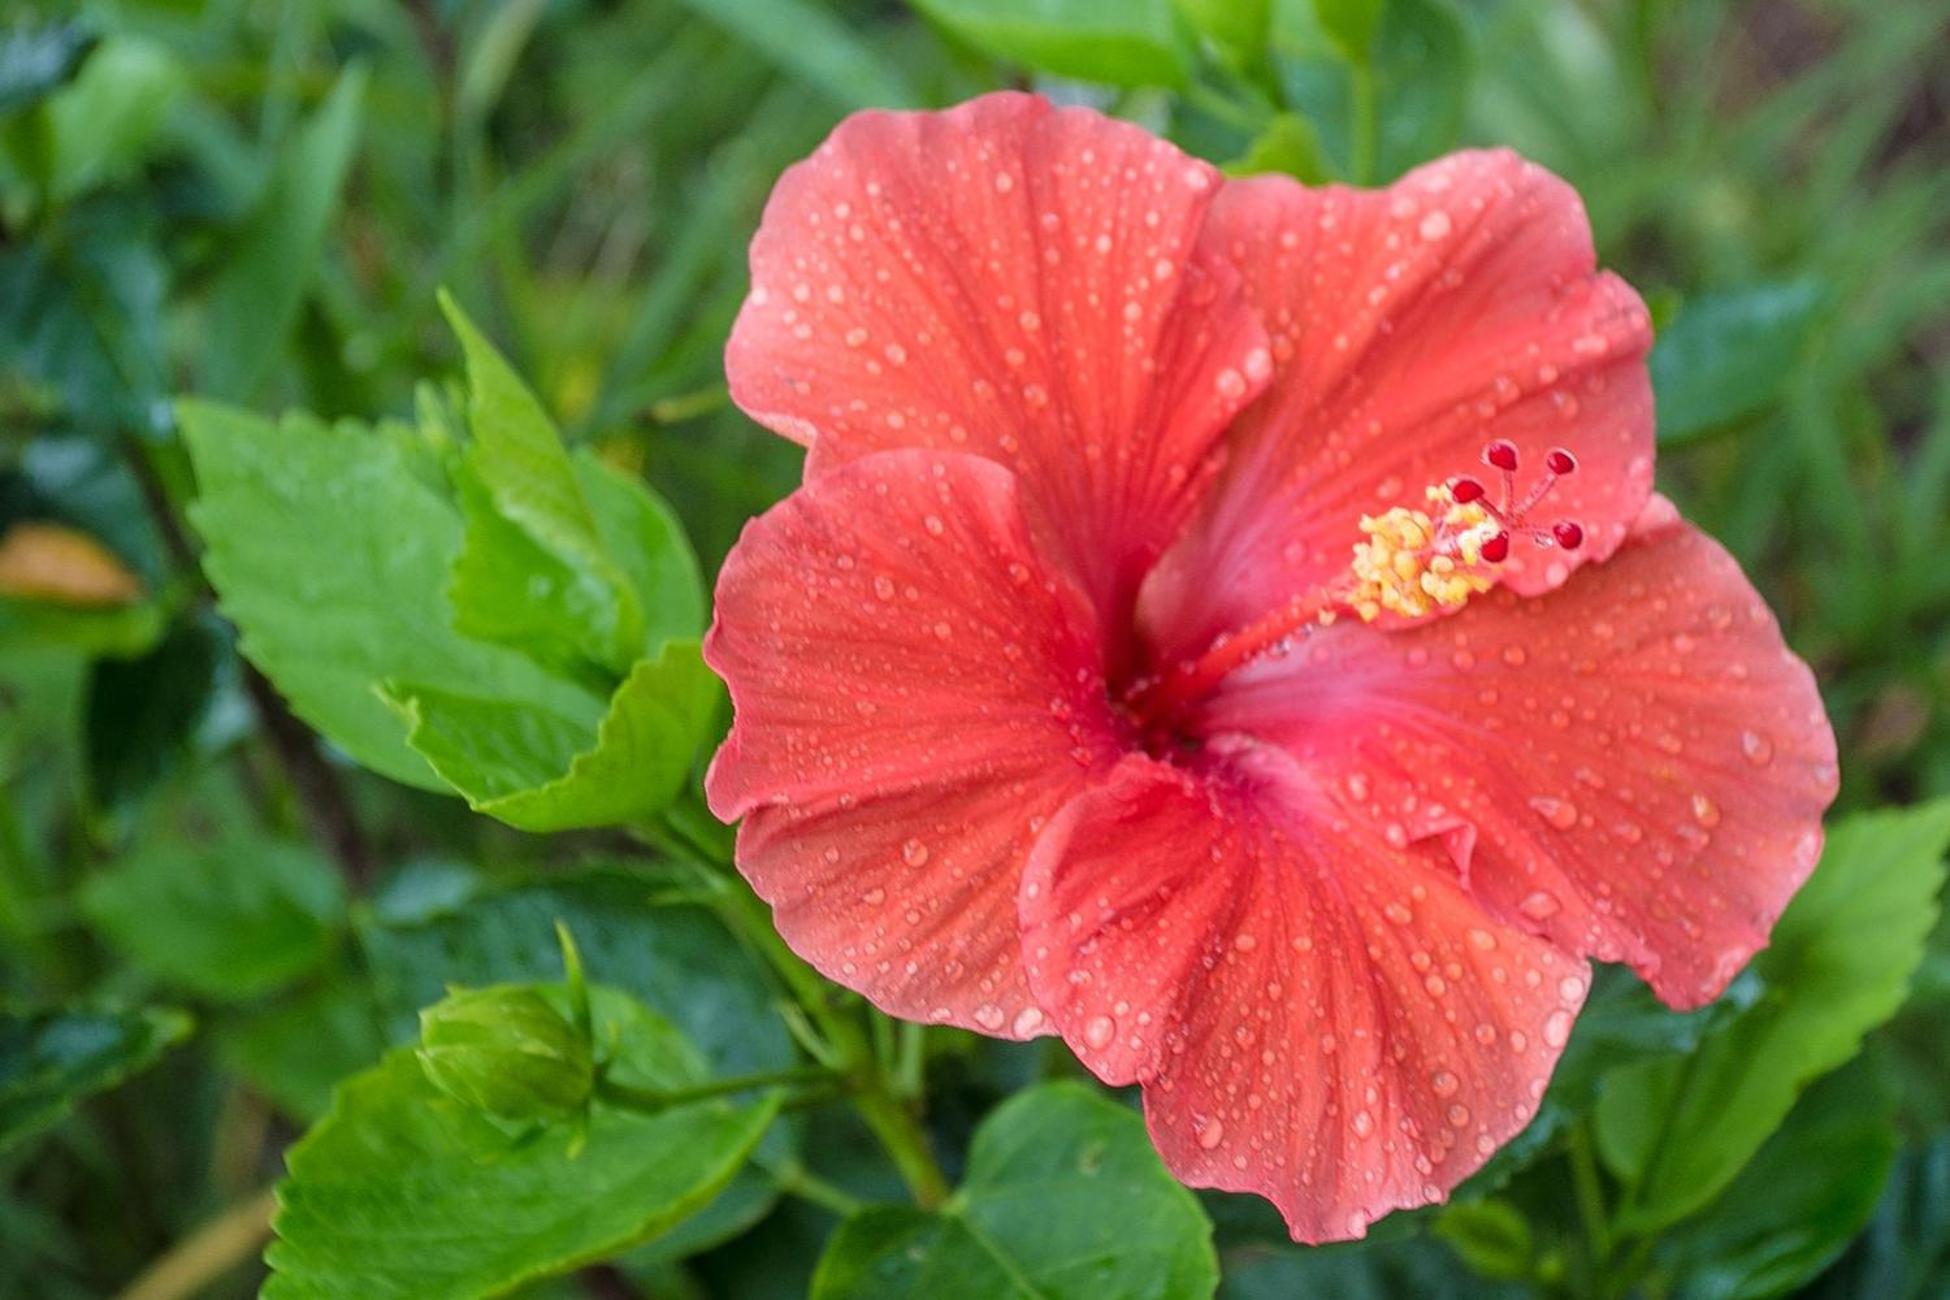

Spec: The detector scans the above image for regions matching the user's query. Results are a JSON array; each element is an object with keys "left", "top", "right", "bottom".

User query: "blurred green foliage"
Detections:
[{"left": 0, "top": 0, "right": 1947, "bottom": 1297}]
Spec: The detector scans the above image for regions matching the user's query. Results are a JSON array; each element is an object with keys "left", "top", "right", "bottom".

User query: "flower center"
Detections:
[{"left": 1122, "top": 441, "right": 1585, "bottom": 751}]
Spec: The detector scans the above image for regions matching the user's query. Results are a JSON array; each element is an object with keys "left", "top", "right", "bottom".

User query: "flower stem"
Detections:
[
  {"left": 709, "top": 872, "right": 952, "bottom": 1209},
  {"left": 595, "top": 1065, "right": 837, "bottom": 1114},
  {"left": 772, "top": 1161, "right": 866, "bottom": 1217}
]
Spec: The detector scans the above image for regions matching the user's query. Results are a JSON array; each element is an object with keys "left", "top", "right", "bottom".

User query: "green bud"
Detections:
[{"left": 417, "top": 985, "right": 594, "bottom": 1122}]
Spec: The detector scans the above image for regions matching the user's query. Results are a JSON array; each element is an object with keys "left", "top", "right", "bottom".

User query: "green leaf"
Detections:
[
  {"left": 388, "top": 639, "right": 720, "bottom": 833},
  {"left": 0, "top": 594, "right": 164, "bottom": 659},
  {"left": 80, "top": 834, "right": 347, "bottom": 1000},
  {"left": 440, "top": 293, "right": 646, "bottom": 674},
  {"left": 1314, "top": 0, "right": 1383, "bottom": 63},
  {"left": 1805, "top": 1134, "right": 1950, "bottom": 1300},
  {"left": 1217, "top": 1231, "right": 1525, "bottom": 1300},
  {"left": 1651, "top": 279, "right": 1827, "bottom": 445},
  {"left": 0, "top": 1006, "right": 191, "bottom": 1154},
  {"left": 1173, "top": 0, "right": 1269, "bottom": 67},
  {"left": 83, "top": 613, "right": 225, "bottom": 808},
  {"left": 200, "top": 64, "right": 367, "bottom": 402},
  {"left": 0, "top": 201, "right": 170, "bottom": 437},
  {"left": 41, "top": 37, "right": 188, "bottom": 202},
  {"left": 357, "top": 867, "right": 802, "bottom": 1265},
  {"left": 178, "top": 399, "right": 599, "bottom": 791},
  {"left": 911, "top": 0, "right": 1193, "bottom": 89},
  {"left": 1271, "top": 0, "right": 1473, "bottom": 180},
  {"left": 671, "top": 0, "right": 915, "bottom": 109},
  {"left": 448, "top": 452, "right": 703, "bottom": 684},
  {"left": 1664, "top": 1058, "right": 1898, "bottom": 1300},
  {"left": 217, "top": 972, "right": 388, "bottom": 1123},
  {"left": 1431, "top": 1200, "right": 1532, "bottom": 1282},
  {"left": 1595, "top": 800, "right": 1950, "bottom": 1233},
  {"left": 1459, "top": 964, "right": 1742, "bottom": 1195},
  {"left": 0, "top": 20, "right": 96, "bottom": 114},
  {"left": 264, "top": 986, "right": 779, "bottom": 1299},
  {"left": 812, "top": 1082, "right": 1217, "bottom": 1299},
  {"left": 1225, "top": 112, "right": 1332, "bottom": 183}
]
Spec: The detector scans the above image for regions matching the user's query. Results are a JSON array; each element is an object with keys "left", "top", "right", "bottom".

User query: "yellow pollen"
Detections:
[{"left": 1341, "top": 487, "right": 1498, "bottom": 622}]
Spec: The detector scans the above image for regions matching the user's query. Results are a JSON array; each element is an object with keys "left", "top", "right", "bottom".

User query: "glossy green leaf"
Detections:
[
  {"left": 264, "top": 986, "right": 779, "bottom": 1299},
  {"left": 1651, "top": 280, "right": 1827, "bottom": 444},
  {"left": 449, "top": 452, "right": 703, "bottom": 685},
  {"left": 1216, "top": 1228, "right": 1519, "bottom": 1300},
  {"left": 1664, "top": 1058, "right": 1898, "bottom": 1300},
  {"left": 358, "top": 868, "right": 801, "bottom": 1264},
  {"left": 200, "top": 64, "right": 367, "bottom": 401},
  {"left": 80, "top": 834, "right": 347, "bottom": 999},
  {"left": 813, "top": 1082, "right": 1217, "bottom": 1299},
  {"left": 1596, "top": 800, "right": 1950, "bottom": 1233},
  {"left": 0, "top": 20, "right": 96, "bottom": 114},
  {"left": 911, "top": 0, "right": 1192, "bottom": 88},
  {"left": 388, "top": 639, "right": 719, "bottom": 833},
  {"left": 0, "top": 1006, "right": 191, "bottom": 1154},
  {"left": 441, "top": 293, "right": 646, "bottom": 674},
  {"left": 178, "top": 400, "right": 598, "bottom": 790}
]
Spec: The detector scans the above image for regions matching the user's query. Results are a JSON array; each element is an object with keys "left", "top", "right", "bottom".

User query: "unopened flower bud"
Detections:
[{"left": 417, "top": 985, "right": 594, "bottom": 1122}]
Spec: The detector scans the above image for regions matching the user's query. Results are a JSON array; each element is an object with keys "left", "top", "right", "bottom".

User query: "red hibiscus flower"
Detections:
[{"left": 704, "top": 93, "right": 1837, "bottom": 1241}]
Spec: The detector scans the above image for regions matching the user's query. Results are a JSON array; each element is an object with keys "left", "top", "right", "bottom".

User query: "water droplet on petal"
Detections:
[
  {"left": 973, "top": 1003, "right": 1005, "bottom": 1031},
  {"left": 901, "top": 838, "right": 930, "bottom": 866},
  {"left": 1197, "top": 1117, "right": 1225, "bottom": 1150},
  {"left": 1519, "top": 891, "right": 1561, "bottom": 920},
  {"left": 1543, "top": 1009, "right": 1573, "bottom": 1048},
  {"left": 1741, "top": 730, "right": 1775, "bottom": 766},
  {"left": 1528, "top": 796, "right": 1580, "bottom": 831},
  {"left": 1084, "top": 1015, "right": 1116, "bottom": 1050}
]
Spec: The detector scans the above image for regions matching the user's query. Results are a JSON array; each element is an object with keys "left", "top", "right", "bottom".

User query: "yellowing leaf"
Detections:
[{"left": 0, "top": 522, "right": 143, "bottom": 606}]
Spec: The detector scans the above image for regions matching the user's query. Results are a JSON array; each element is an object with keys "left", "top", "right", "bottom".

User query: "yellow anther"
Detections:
[{"left": 1343, "top": 488, "right": 1498, "bottom": 622}]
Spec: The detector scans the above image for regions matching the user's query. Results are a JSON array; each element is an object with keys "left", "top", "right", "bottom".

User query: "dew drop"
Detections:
[
  {"left": 1690, "top": 792, "right": 1722, "bottom": 828},
  {"left": 1084, "top": 1015, "right": 1116, "bottom": 1050},
  {"left": 1543, "top": 1009, "right": 1573, "bottom": 1048},
  {"left": 1352, "top": 1109, "right": 1375, "bottom": 1138},
  {"left": 973, "top": 1003, "right": 1005, "bottom": 1031},
  {"left": 1012, "top": 1006, "right": 1045, "bottom": 1037},
  {"left": 1519, "top": 891, "right": 1561, "bottom": 920},
  {"left": 1741, "top": 730, "right": 1775, "bottom": 766},
  {"left": 1431, "top": 1070, "right": 1460, "bottom": 1097},
  {"left": 901, "top": 838, "right": 930, "bottom": 866},
  {"left": 1197, "top": 1117, "right": 1226, "bottom": 1150},
  {"left": 1528, "top": 796, "right": 1580, "bottom": 831}
]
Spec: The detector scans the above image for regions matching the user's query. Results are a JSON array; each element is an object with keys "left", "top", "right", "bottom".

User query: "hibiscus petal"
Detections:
[
  {"left": 1020, "top": 751, "right": 1586, "bottom": 1242},
  {"left": 1140, "top": 149, "right": 1654, "bottom": 665},
  {"left": 1201, "top": 514, "right": 1839, "bottom": 1009},
  {"left": 706, "top": 450, "right": 1118, "bottom": 1035},
  {"left": 727, "top": 91, "right": 1270, "bottom": 629}
]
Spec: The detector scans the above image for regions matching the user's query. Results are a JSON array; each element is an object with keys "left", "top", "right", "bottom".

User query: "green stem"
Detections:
[
  {"left": 1348, "top": 61, "right": 1378, "bottom": 183},
  {"left": 772, "top": 1161, "right": 865, "bottom": 1217},
  {"left": 711, "top": 874, "right": 951, "bottom": 1209},
  {"left": 595, "top": 1065, "right": 836, "bottom": 1114},
  {"left": 1567, "top": 1123, "right": 1612, "bottom": 1281}
]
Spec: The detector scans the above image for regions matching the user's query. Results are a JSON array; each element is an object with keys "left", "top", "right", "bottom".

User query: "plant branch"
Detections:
[{"left": 115, "top": 1186, "right": 277, "bottom": 1300}]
